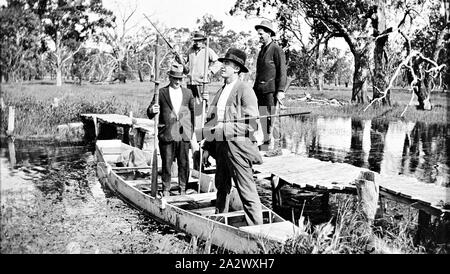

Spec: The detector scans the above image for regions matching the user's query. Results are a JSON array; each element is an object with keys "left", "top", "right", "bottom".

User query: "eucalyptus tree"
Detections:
[
  {"left": 0, "top": 0, "right": 42, "bottom": 82},
  {"left": 37, "top": 0, "right": 114, "bottom": 86},
  {"left": 230, "top": 0, "right": 431, "bottom": 105}
]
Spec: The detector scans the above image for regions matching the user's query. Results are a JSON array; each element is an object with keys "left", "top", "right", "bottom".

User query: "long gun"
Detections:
[
  {"left": 197, "top": 37, "right": 209, "bottom": 192},
  {"left": 151, "top": 35, "right": 160, "bottom": 198},
  {"left": 143, "top": 14, "right": 181, "bottom": 59},
  {"left": 217, "top": 111, "right": 311, "bottom": 123}
]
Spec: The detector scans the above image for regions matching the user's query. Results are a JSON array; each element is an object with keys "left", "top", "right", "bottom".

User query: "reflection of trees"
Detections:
[
  {"left": 368, "top": 119, "right": 389, "bottom": 173},
  {"left": 311, "top": 117, "right": 352, "bottom": 162},
  {"left": 345, "top": 119, "right": 367, "bottom": 168},
  {"left": 407, "top": 122, "right": 449, "bottom": 186}
]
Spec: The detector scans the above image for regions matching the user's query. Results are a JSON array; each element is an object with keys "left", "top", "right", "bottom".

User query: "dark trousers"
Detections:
[
  {"left": 214, "top": 141, "right": 263, "bottom": 226},
  {"left": 256, "top": 92, "right": 281, "bottom": 143},
  {"left": 159, "top": 140, "right": 190, "bottom": 193}
]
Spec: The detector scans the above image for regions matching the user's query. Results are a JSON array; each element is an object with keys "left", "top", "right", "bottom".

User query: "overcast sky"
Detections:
[{"left": 103, "top": 0, "right": 268, "bottom": 34}]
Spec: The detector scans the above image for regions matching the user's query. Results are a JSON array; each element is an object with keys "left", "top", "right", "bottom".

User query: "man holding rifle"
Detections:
[
  {"left": 147, "top": 63, "right": 196, "bottom": 197},
  {"left": 178, "top": 31, "right": 221, "bottom": 103},
  {"left": 201, "top": 48, "right": 263, "bottom": 226}
]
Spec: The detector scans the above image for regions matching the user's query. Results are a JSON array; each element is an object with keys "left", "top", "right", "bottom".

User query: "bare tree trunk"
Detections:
[
  {"left": 351, "top": 53, "right": 369, "bottom": 103},
  {"left": 56, "top": 34, "right": 63, "bottom": 87},
  {"left": 372, "top": 0, "right": 391, "bottom": 106},
  {"left": 316, "top": 48, "right": 324, "bottom": 92}
]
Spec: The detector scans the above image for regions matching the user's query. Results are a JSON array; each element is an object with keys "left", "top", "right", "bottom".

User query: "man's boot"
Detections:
[{"left": 264, "top": 139, "right": 282, "bottom": 157}]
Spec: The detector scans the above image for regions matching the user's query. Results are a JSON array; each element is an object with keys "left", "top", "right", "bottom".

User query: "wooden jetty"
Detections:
[
  {"left": 253, "top": 150, "right": 449, "bottom": 218},
  {"left": 80, "top": 113, "right": 154, "bottom": 148}
]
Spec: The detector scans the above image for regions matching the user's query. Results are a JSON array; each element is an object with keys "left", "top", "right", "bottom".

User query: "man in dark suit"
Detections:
[
  {"left": 147, "top": 63, "right": 195, "bottom": 196},
  {"left": 253, "top": 20, "right": 287, "bottom": 157},
  {"left": 201, "top": 48, "right": 263, "bottom": 226}
]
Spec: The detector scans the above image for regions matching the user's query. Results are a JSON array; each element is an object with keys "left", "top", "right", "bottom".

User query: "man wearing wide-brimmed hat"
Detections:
[
  {"left": 147, "top": 63, "right": 196, "bottom": 197},
  {"left": 178, "top": 31, "right": 221, "bottom": 102},
  {"left": 201, "top": 48, "right": 263, "bottom": 226},
  {"left": 253, "top": 20, "right": 287, "bottom": 157}
]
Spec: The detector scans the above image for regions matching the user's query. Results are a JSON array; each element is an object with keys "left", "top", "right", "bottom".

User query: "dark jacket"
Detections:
[
  {"left": 202, "top": 80, "right": 263, "bottom": 165},
  {"left": 253, "top": 41, "right": 287, "bottom": 95},
  {"left": 147, "top": 85, "right": 195, "bottom": 143}
]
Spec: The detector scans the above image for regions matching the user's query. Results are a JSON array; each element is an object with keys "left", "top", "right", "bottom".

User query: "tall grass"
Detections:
[
  {"left": 1, "top": 82, "right": 447, "bottom": 137},
  {"left": 285, "top": 86, "right": 448, "bottom": 124}
]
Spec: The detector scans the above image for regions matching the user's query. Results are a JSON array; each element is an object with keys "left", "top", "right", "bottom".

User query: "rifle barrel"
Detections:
[
  {"left": 218, "top": 111, "right": 311, "bottom": 123},
  {"left": 143, "top": 14, "right": 175, "bottom": 51}
]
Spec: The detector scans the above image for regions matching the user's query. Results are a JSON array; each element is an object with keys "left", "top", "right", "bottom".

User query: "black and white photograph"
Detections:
[{"left": 1, "top": 0, "right": 449, "bottom": 263}]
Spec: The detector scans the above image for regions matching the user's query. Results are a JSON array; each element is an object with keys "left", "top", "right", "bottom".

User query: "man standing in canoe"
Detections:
[
  {"left": 201, "top": 48, "right": 263, "bottom": 226},
  {"left": 147, "top": 63, "right": 196, "bottom": 197}
]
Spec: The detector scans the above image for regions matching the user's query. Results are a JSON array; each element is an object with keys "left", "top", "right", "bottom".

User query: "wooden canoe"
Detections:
[{"left": 95, "top": 139, "right": 301, "bottom": 253}]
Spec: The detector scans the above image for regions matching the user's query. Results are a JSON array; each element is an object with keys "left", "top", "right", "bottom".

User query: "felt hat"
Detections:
[
  {"left": 218, "top": 48, "right": 249, "bottom": 73},
  {"left": 255, "top": 20, "right": 276, "bottom": 36},
  {"left": 192, "top": 31, "right": 207, "bottom": 41},
  {"left": 167, "top": 63, "right": 184, "bottom": 78}
]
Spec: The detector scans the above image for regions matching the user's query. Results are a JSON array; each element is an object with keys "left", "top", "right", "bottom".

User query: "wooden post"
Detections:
[
  {"left": 6, "top": 106, "right": 15, "bottom": 136},
  {"left": 271, "top": 174, "right": 283, "bottom": 209},
  {"left": 7, "top": 137, "right": 16, "bottom": 168},
  {"left": 415, "top": 209, "right": 431, "bottom": 244},
  {"left": 355, "top": 171, "right": 379, "bottom": 223},
  {"left": 93, "top": 115, "right": 99, "bottom": 138},
  {"left": 320, "top": 192, "right": 330, "bottom": 219}
]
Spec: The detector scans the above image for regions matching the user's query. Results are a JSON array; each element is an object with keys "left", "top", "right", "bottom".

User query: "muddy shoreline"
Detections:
[{"left": 0, "top": 155, "right": 193, "bottom": 254}]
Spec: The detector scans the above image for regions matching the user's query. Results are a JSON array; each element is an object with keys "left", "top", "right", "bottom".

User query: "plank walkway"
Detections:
[{"left": 254, "top": 150, "right": 449, "bottom": 217}]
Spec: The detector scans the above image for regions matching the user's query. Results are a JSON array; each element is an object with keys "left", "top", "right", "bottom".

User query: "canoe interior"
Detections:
[{"left": 95, "top": 139, "right": 288, "bottom": 229}]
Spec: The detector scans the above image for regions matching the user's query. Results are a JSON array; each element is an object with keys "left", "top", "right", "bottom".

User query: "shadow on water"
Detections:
[{"left": 283, "top": 116, "right": 449, "bottom": 187}]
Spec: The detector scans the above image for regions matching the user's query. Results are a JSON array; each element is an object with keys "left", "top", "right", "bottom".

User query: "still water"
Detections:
[
  {"left": 1, "top": 117, "right": 448, "bottom": 188},
  {"left": 283, "top": 117, "right": 449, "bottom": 187}
]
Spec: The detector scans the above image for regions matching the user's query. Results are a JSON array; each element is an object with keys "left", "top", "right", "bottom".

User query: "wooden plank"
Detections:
[
  {"left": 112, "top": 166, "right": 152, "bottom": 170},
  {"left": 239, "top": 221, "right": 301, "bottom": 242},
  {"left": 162, "top": 192, "right": 217, "bottom": 203},
  {"left": 190, "top": 206, "right": 217, "bottom": 216}
]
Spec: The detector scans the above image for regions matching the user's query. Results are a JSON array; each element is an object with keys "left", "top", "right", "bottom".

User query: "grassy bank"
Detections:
[{"left": 1, "top": 81, "right": 448, "bottom": 137}]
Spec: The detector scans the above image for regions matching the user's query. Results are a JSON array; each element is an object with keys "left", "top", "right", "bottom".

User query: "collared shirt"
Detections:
[
  {"left": 216, "top": 78, "right": 238, "bottom": 121},
  {"left": 186, "top": 47, "right": 220, "bottom": 85},
  {"left": 169, "top": 86, "right": 183, "bottom": 116}
]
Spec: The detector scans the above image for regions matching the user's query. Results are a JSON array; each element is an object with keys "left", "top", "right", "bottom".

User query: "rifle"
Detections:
[
  {"left": 217, "top": 111, "right": 311, "bottom": 123},
  {"left": 151, "top": 35, "right": 160, "bottom": 198},
  {"left": 143, "top": 14, "right": 182, "bottom": 62},
  {"left": 195, "top": 111, "right": 311, "bottom": 141},
  {"left": 197, "top": 37, "right": 209, "bottom": 192}
]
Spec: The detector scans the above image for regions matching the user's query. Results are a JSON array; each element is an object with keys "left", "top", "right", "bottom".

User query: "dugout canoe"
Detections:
[{"left": 95, "top": 139, "right": 301, "bottom": 253}]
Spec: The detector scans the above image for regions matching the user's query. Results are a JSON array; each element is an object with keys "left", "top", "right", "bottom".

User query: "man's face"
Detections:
[
  {"left": 220, "top": 60, "right": 239, "bottom": 79},
  {"left": 257, "top": 28, "right": 271, "bottom": 45},
  {"left": 169, "top": 76, "right": 183, "bottom": 88},
  {"left": 193, "top": 39, "right": 205, "bottom": 49}
]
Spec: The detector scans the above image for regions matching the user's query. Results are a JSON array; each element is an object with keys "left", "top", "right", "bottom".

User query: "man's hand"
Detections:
[
  {"left": 202, "top": 91, "right": 209, "bottom": 101},
  {"left": 202, "top": 150, "right": 211, "bottom": 167},
  {"left": 151, "top": 104, "right": 160, "bottom": 114},
  {"left": 190, "top": 140, "right": 200, "bottom": 152},
  {"left": 276, "top": 91, "right": 285, "bottom": 101}
]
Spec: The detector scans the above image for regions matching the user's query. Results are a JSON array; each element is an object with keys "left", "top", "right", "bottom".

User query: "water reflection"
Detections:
[
  {"left": 285, "top": 117, "right": 449, "bottom": 187},
  {"left": 0, "top": 138, "right": 94, "bottom": 169}
]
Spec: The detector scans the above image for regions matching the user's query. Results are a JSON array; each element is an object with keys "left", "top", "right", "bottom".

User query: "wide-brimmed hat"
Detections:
[
  {"left": 218, "top": 48, "right": 249, "bottom": 73},
  {"left": 167, "top": 63, "right": 185, "bottom": 78},
  {"left": 192, "top": 31, "right": 207, "bottom": 41},
  {"left": 255, "top": 20, "right": 275, "bottom": 36}
]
